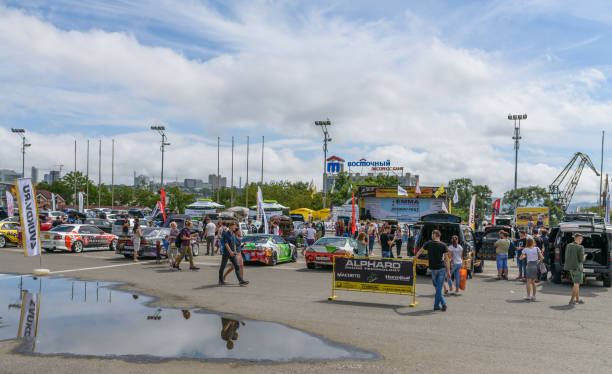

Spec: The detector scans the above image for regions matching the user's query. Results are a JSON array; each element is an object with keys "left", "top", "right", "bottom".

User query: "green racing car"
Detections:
[{"left": 241, "top": 234, "right": 298, "bottom": 265}]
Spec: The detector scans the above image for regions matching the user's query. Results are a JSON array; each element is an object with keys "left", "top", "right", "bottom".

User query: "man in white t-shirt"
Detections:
[{"left": 205, "top": 217, "right": 216, "bottom": 256}]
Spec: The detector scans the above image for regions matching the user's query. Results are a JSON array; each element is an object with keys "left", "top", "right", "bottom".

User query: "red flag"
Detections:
[
  {"left": 160, "top": 188, "right": 167, "bottom": 222},
  {"left": 491, "top": 199, "right": 501, "bottom": 226},
  {"left": 351, "top": 190, "right": 356, "bottom": 235}
]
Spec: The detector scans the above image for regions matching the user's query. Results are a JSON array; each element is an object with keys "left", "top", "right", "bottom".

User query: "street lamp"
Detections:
[
  {"left": 508, "top": 113, "right": 527, "bottom": 221},
  {"left": 150, "top": 125, "right": 170, "bottom": 189},
  {"left": 11, "top": 128, "right": 31, "bottom": 178},
  {"left": 315, "top": 120, "right": 332, "bottom": 208}
]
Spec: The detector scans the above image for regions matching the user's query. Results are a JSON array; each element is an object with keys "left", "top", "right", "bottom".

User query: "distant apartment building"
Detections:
[
  {"left": 133, "top": 172, "right": 150, "bottom": 187},
  {"left": 43, "top": 170, "right": 61, "bottom": 184},
  {"left": 31, "top": 166, "right": 39, "bottom": 184},
  {"left": 208, "top": 174, "right": 227, "bottom": 189},
  {"left": 0, "top": 169, "right": 21, "bottom": 183}
]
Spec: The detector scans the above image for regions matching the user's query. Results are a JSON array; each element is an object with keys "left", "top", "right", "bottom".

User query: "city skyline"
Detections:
[{"left": 0, "top": 1, "right": 610, "bottom": 202}]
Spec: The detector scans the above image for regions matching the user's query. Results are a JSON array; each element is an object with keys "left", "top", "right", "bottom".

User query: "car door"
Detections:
[
  {"left": 87, "top": 225, "right": 107, "bottom": 249},
  {"left": 274, "top": 236, "right": 290, "bottom": 259},
  {"left": 77, "top": 226, "right": 94, "bottom": 250}
]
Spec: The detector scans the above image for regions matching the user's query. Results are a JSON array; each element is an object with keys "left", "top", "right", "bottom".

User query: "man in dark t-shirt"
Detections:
[
  {"left": 416, "top": 230, "right": 450, "bottom": 311},
  {"left": 379, "top": 227, "right": 395, "bottom": 258}
]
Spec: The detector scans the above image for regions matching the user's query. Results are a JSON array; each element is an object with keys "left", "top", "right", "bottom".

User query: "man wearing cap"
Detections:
[{"left": 564, "top": 233, "right": 585, "bottom": 305}]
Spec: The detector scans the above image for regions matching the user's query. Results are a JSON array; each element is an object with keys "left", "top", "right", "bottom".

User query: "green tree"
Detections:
[
  {"left": 165, "top": 186, "right": 195, "bottom": 213},
  {"left": 502, "top": 186, "right": 549, "bottom": 213},
  {"left": 447, "top": 178, "right": 492, "bottom": 222}
]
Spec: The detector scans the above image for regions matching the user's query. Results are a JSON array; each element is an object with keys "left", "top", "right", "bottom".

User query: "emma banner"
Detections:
[
  {"left": 16, "top": 178, "right": 41, "bottom": 257},
  {"left": 363, "top": 197, "right": 444, "bottom": 222}
]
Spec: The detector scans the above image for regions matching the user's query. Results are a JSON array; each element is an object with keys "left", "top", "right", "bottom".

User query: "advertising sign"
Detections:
[
  {"left": 333, "top": 257, "right": 415, "bottom": 294},
  {"left": 17, "top": 291, "right": 39, "bottom": 339},
  {"left": 363, "top": 197, "right": 444, "bottom": 222},
  {"left": 15, "top": 178, "right": 41, "bottom": 257},
  {"left": 359, "top": 186, "right": 446, "bottom": 199},
  {"left": 516, "top": 207, "right": 549, "bottom": 227}
]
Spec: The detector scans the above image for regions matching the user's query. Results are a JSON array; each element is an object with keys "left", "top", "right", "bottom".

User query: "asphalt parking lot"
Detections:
[{"left": 1, "top": 245, "right": 611, "bottom": 374}]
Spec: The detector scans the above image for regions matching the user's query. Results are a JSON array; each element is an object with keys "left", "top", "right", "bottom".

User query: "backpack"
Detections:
[{"left": 175, "top": 230, "right": 184, "bottom": 248}]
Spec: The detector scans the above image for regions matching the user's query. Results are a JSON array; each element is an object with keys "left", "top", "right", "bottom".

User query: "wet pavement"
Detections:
[{"left": 0, "top": 274, "right": 377, "bottom": 363}]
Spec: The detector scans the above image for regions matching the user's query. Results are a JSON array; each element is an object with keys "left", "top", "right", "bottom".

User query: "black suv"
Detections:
[
  {"left": 550, "top": 221, "right": 611, "bottom": 287},
  {"left": 477, "top": 225, "right": 516, "bottom": 261},
  {"left": 415, "top": 214, "right": 479, "bottom": 276}
]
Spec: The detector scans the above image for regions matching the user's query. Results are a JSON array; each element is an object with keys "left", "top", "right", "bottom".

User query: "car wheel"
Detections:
[
  {"left": 124, "top": 254, "right": 133, "bottom": 259},
  {"left": 192, "top": 243, "right": 199, "bottom": 257},
  {"left": 307, "top": 262, "right": 316, "bottom": 269},
  {"left": 109, "top": 239, "right": 117, "bottom": 251},
  {"left": 72, "top": 240, "right": 83, "bottom": 253},
  {"left": 269, "top": 252, "right": 278, "bottom": 266},
  {"left": 291, "top": 248, "right": 298, "bottom": 262},
  {"left": 0, "top": 235, "right": 5, "bottom": 248},
  {"left": 44, "top": 248, "right": 54, "bottom": 253},
  {"left": 603, "top": 274, "right": 611, "bottom": 288},
  {"left": 416, "top": 266, "right": 427, "bottom": 276}
]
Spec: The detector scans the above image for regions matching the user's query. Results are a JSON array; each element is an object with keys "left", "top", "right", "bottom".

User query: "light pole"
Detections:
[
  {"left": 150, "top": 126, "right": 170, "bottom": 190},
  {"left": 315, "top": 120, "right": 332, "bottom": 208},
  {"left": 508, "top": 113, "right": 527, "bottom": 221},
  {"left": 11, "top": 128, "right": 30, "bottom": 178}
]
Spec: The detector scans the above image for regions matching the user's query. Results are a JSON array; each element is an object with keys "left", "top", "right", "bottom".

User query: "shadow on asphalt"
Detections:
[
  {"left": 505, "top": 299, "right": 530, "bottom": 304},
  {"left": 538, "top": 281, "right": 608, "bottom": 297},
  {"left": 193, "top": 284, "right": 242, "bottom": 290},
  {"left": 317, "top": 299, "right": 405, "bottom": 310},
  {"left": 550, "top": 304, "right": 575, "bottom": 311},
  {"left": 393, "top": 308, "right": 435, "bottom": 316}
]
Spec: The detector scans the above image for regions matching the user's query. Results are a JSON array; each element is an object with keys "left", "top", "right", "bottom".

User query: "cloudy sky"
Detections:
[{"left": 0, "top": 0, "right": 610, "bottom": 202}]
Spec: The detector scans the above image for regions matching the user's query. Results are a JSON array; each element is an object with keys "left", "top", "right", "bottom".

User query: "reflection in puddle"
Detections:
[{"left": 0, "top": 274, "right": 377, "bottom": 363}]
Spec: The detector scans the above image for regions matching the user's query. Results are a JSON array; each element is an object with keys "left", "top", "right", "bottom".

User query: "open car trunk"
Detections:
[{"left": 560, "top": 232, "right": 610, "bottom": 267}]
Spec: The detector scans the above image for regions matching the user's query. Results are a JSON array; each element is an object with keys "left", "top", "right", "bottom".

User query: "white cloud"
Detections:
[{"left": 0, "top": 2, "right": 610, "bottom": 204}]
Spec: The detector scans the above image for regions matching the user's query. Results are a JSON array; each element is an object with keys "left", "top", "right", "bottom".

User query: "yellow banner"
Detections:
[
  {"left": 334, "top": 281, "right": 414, "bottom": 294},
  {"left": 516, "top": 207, "right": 549, "bottom": 226}
]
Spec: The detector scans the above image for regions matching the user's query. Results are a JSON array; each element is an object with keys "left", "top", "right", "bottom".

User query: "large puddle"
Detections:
[{"left": 0, "top": 274, "right": 377, "bottom": 363}]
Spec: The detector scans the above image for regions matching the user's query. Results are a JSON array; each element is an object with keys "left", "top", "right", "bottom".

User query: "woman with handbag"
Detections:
[{"left": 520, "top": 238, "right": 544, "bottom": 301}]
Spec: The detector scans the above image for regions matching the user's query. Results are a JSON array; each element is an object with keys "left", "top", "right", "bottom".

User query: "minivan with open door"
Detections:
[
  {"left": 414, "top": 214, "right": 478, "bottom": 277},
  {"left": 551, "top": 221, "right": 611, "bottom": 287}
]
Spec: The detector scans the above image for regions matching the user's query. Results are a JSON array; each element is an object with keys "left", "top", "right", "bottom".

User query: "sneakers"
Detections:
[
  {"left": 576, "top": 299, "right": 584, "bottom": 304},
  {"left": 218, "top": 281, "right": 227, "bottom": 286},
  {"left": 531, "top": 296, "right": 536, "bottom": 301},
  {"left": 239, "top": 280, "right": 250, "bottom": 286},
  {"left": 189, "top": 266, "right": 200, "bottom": 271},
  {"left": 441, "top": 304, "right": 447, "bottom": 312},
  {"left": 523, "top": 296, "right": 531, "bottom": 301}
]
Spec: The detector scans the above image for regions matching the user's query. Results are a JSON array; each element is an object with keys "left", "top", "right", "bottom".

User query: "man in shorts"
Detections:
[
  {"left": 494, "top": 230, "right": 510, "bottom": 280},
  {"left": 564, "top": 233, "right": 585, "bottom": 305}
]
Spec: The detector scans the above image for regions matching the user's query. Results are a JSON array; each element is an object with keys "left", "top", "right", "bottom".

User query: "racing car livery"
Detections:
[
  {"left": 241, "top": 234, "right": 297, "bottom": 265},
  {"left": 304, "top": 236, "right": 358, "bottom": 269},
  {"left": 0, "top": 221, "right": 20, "bottom": 248},
  {"left": 41, "top": 224, "right": 118, "bottom": 253}
]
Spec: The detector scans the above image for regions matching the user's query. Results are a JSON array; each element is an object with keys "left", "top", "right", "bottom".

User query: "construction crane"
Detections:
[{"left": 549, "top": 152, "right": 600, "bottom": 213}]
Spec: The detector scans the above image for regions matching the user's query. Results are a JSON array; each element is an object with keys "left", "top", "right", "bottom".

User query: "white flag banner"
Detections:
[
  {"left": 397, "top": 185, "right": 408, "bottom": 196},
  {"left": 17, "top": 291, "right": 40, "bottom": 339},
  {"left": 51, "top": 193, "right": 56, "bottom": 211},
  {"left": 16, "top": 178, "right": 41, "bottom": 257},
  {"left": 441, "top": 202, "right": 448, "bottom": 213},
  {"left": 606, "top": 189, "right": 610, "bottom": 225},
  {"left": 453, "top": 190, "right": 459, "bottom": 204},
  {"left": 468, "top": 194, "right": 476, "bottom": 231},
  {"left": 78, "top": 192, "right": 84, "bottom": 213},
  {"left": 6, "top": 191, "right": 15, "bottom": 217},
  {"left": 257, "top": 186, "right": 268, "bottom": 234}
]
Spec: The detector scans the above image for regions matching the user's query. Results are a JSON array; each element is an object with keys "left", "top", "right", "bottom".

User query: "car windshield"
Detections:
[
  {"left": 50, "top": 225, "right": 75, "bottom": 232},
  {"left": 141, "top": 227, "right": 164, "bottom": 237},
  {"left": 242, "top": 236, "right": 271, "bottom": 244},
  {"left": 314, "top": 238, "right": 346, "bottom": 247}
]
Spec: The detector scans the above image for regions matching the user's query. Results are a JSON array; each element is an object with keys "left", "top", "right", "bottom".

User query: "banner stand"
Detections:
[
  {"left": 328, "top": 256, "right": 418, "bottom": 307},
  {"left": 14, "top": 179, "right": 50, "bottom": 276}
]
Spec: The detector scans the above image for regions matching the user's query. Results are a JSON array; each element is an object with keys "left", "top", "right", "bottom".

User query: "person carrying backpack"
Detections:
[{"left": 174, "top": 221, "right": 199, "bottom": 271}]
